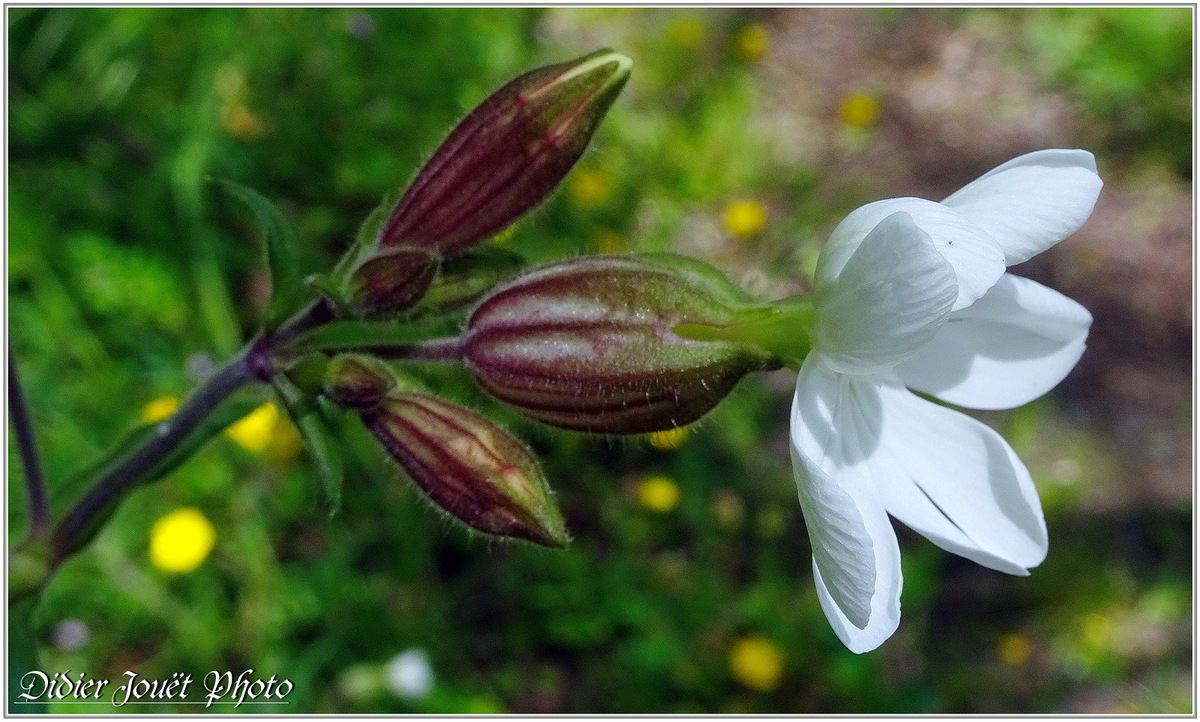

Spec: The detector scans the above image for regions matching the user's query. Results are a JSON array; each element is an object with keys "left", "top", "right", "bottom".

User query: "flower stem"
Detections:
[
  {"left": 48, "top": 300, "right": 335, "bottom": 566},
  {"left": 9, "top": 346, "right": 49, "bottom": 539},
  {"left": 50, "top": 350, "right": 256, "bottom": 563},
  {"left": 366, "top": 336, "right": 465, "bottom": 362}
]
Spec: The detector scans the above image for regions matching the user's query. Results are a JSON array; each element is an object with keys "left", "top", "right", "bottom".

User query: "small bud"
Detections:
[
  {"left": 364, "top": 393, "right": 569, "bottom": 547},
  {"left": 379, "top": 50, "right": 632, "bottom": 257},
  {"left": 323, "top": 354, "right": 396, "bottom": 410},
  {"left": 462, "top": 255, "right": 782, "bottom": 434},
  {"left": 344, "top": 246, "right": 440, "bottom": 315}
]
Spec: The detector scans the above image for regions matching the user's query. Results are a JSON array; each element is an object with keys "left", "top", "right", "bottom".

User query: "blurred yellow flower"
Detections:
[
  {"left": 267, "top": 414, "right": 304, "bottom": 467},
  {"left": 839, "top": 92, "right": 881, "bottom": 130},
  {"left": 729, "top": 635, "right": 784, "bottom": 691},
  {"left": 1082, "top": 612, "right": 1114, "bottom": 651},
  {"left": 140, "top": 396, "right": 179, "bottom": 424},
  {"left": 226, "top": 402, "right": 281, "bottom": 453},
  {"left": 736, "top": 23, "right": 770, "bottom": 63},
  {"left": 723, "top": 200, "right": 768, "bottom": 239},
  {"left": 215, "top": 65, "right": 265, "bottom": 140},
  {"left": 667, "top": 16, "right": 706, "bottom": 49},
  {"left": 592, "top": 229, "right": 625, "bottom": 254},
  {"left": 569, "top": 167, "right": 612, "bottom": 209},
  {"left": 149, "top": 508, "right": 215, "bottom": 573},
  {"left": 638, "top": 476, "right": 681, "bottom": 513},
  {"left": 648, "top": 426, "right": 689, "bottom": 451},
  {"left": 222, "top": 104, "right": 266, "bottom": 141},
  {"left": 997, "top": 633, "right": 1033, "bottom": 665}
]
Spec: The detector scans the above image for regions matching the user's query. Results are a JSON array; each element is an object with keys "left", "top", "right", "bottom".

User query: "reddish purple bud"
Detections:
[
  {"left": 462, "top": 255, "right": 782, "bottom": 434},
  {"left": 344, "top": 246, "right": 440, "bottom": 315},
  {"left": 379, "top": 50, "right": 632, "bottom": 256},
  {"left": 323, "top": 354, "right": 396, "bottom": 410},
  {"left": 365, "top": 392, "right": 569, "bottom": 547}
]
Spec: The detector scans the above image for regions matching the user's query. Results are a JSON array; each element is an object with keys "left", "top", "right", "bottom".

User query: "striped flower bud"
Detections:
[
  {"left": 379, "top": 50, "right": 632, "bottom": 257},
  {"left": 462, "top": 255, "right": 783, "bottom": 434},
  {"left": 344, "top": 246, "right": 440, "bottom": 316},
  {"left": 364, "top": 392, "right": 568, "bottom": 547},
  {"left": 322, "top": 354, "right": 396, "bottom": 410}
]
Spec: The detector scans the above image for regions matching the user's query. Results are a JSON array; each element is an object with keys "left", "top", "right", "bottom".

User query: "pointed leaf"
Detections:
[
  {"left": 416, "top": 245, "right": 526, "bottom": 313},
  {"left": 331, "top": 186, "right": 406, "bottom": 281},
  {"left": 214, "top": 178, "right": 307, "bottom": 332},
  {"left": 274, "top": 377, "right": 345, "bottom": 515}
]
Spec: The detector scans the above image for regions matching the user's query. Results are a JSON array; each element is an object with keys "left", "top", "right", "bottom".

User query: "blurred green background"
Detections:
[{"left": 8, "top": 7, "right": 1192, "bottom": 713}]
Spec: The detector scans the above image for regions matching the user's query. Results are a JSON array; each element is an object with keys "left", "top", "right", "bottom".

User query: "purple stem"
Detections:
[
  {"left": 9, "top": 347, "right": 49, "bottom": 539},
  {"left": 367, "top": 336, "right": 465, "bottom": 362},
  {"left": 49, "top": 301, "right": 334, "bottom": 564}
]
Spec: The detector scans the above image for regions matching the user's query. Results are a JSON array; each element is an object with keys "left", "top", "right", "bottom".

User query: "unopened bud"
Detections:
[
  {"left": 462, "top": 255, "right": 782, "bottom": 434},
  {"left": 379, "top": 50, "right": 632, "bottom": 256},
  {"left": 365, "top": 393, "right": 569, "bottom": 547},
  {"left": 323, "top": 355, "right": 396, "bottom": 410},
  {"left": 345, "top": 246, "right": 440, "bottom": 315}
]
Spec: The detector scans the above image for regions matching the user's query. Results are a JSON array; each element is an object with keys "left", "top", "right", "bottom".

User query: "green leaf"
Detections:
[
  {"left": 331, "top": 186, "right": 405, "bottom": 281},
  {"left": 417, "top": 245, "right": 526, "bottom": 313},
  {"left": 282, "top": 317, "right": 460, "bottom": 354},
  {"left": 273, "top": 377, "right": 345, "bottom": 515},
  {"left": 213, "top": 178, "right": 307, "bottom": 332},
  {"left": 8, "top": 595, "right": 42, "bottom": 715}
]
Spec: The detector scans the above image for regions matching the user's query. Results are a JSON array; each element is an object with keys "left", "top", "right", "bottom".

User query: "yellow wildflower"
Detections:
[
  {"left": 592, "top": 229, "right": 625, "bottom": 254},
  {"left": 140, "top": 396, "right": 179, "bottom": 424},
  {"left": 149, "top": 508, "right": 216, "bottom": 573},
  {"left": 222, "top": 104, "right": 266, "bottom": 140},
  {"left": 1082, "top": 612, "right": 1114, "bottom": 650},
  {"left": 997, "top": 633, "right": 1033, "bottom": 665},
  {"left": 215, "top": 66, "right": 265, "bottom": 141},
  {"left": 638, "top": 476, "right": 682, "bottom": 513},
  {"left": 226, "top": 402, "right": 280, "bottom": 453},
  {"left": 667, "top": 16, "right": 706, "bottom": 49},
  {"left": 723, "top": 200, "right": 768, "bottom": 239},
  {"left": 267, "top": 414, "right": 304, "bottom": 467},
  {"left": 729, "top": 635, "right": 784, "bottom": 691},
  {"left": 736, "top": 24, "right": 770, "bottom": 63},
  {"left": 648, "top": 426, "right": 689, "bottom": 451},
  {"left": 569, "top": 167, "right": 612, "bottom": 209},
  {"left": 839, "top": 92, "right": 880, "bottom": 130}
]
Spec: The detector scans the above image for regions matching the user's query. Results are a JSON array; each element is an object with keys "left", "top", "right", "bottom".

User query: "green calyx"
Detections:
[{"left": 673, "top": 297, "right": 816, "bottom": 367}]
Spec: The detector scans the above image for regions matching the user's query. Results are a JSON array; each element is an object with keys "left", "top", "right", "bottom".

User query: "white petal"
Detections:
[
  {"left": 815, "top": 211, "right": 959, "bottom": 375},
  {"left": 870, "top": 376, "right": 1048, "bottom": 573},
  {"left": 817, "top": 198, "right": 1006, "bottom": 311},
  {"left": 895, "top": 274, "right": 1092, "bottom": 410},
  {"left": 790, "top": 357, "right": 902, "bottom": 653},
  {"left": 941, "top": 149, "right": 1103, "bottom": 265}
]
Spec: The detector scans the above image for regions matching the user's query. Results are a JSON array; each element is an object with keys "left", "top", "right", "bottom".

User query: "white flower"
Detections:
[
  {"left": 792, "top": 149, "right": 1103, "bottom": 653},
  {"left": 385, "top": 648, "right": 435, "bottom": 700}
]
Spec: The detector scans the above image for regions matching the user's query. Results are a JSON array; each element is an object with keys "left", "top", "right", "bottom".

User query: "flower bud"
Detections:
[
  {"left": 344, "top": 246, "right": 440, "bottom": 316},
  {"left": 462, "top": 255, "right": 782, "bottom": 434},
  {"left": 323, "top": 354, "right": 396, "bottom": 410},
  {"left": 364, "top": 393, "right": 569, "bottom": 547},
  {"left": 379, "top": 50, "right": 632, "bottom": 257}
]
